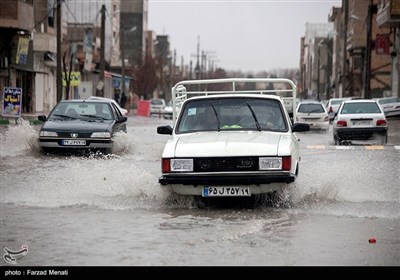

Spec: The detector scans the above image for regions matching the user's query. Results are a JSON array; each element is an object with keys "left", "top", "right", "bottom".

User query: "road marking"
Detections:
[
  {"left": 335, "top": 146, "right": 352, "bottom": 150},
  {"left": 364, "top": 145, "right": 384, "bottom": 150},
  {"left": 304, "top": 145, "right": 398, "bottom": 150},
  {"left": 306, "top": 145, "right": 326, "bottom": 149}
]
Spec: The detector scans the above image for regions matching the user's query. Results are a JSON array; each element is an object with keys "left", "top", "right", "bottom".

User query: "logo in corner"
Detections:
[{"left": 3, "top": 245, "right": 28, "bottom": 265}]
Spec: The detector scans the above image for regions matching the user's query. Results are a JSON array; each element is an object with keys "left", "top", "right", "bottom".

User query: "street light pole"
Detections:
[
  {"left": 120, "top": 26, "right": 136, "bottom": 97},
  {"left": 121, "top": 27, "right": 125, "bottom": 96},
  {"left": 317, "top": 44, "right": 320, "bottom": 101},
  {"left": 98, "top": 4, "right": 106, "bottom": 97},
  {"left": 56, "top": 0, "right": 62, "bottom": 102}
]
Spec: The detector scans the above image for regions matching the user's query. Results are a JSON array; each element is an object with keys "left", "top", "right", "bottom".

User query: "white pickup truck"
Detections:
[{"left": 157, "top": 78, "right": 309, "bottom": 203}]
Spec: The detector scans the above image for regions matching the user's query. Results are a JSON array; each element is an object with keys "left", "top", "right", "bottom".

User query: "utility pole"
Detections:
[
  {"left": 363, "top": 0, "right": 374, "bottom": 99},
  {"left": 317, "top": 44, "right": 320, "bottom": 101},
  {"left": 56, "top": 0, "right": 62, "bottom": 102},
  {"left": 121, "top": 26, "right": 125, "bottom": 96},
  {"left": 97, "top": 4, "right": 106, "bottom": 97},
  {"left": 120, "top": 26, "right": 135, "bottom": 97},
  {"left": 195, "top": 36, "right": 200, "bottom": 79},
  {"left": 342, "top": 0, "right": 348, "bottom": 98}
]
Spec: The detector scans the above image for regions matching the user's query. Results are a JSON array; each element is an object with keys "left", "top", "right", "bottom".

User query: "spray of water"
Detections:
[{"left": 0, "top": 119, "right": 40, "bottom": 157}]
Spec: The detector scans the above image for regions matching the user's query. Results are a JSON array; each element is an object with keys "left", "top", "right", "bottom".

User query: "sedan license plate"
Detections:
[
  {"left": 62, "top": 139, "right": 86, "bottom": 146},
  {"left": 202, "top": 186, "right": 250, "bottom": 197},
  {"left": 352, "top": 120, "right": 370, "bottom": 126}
]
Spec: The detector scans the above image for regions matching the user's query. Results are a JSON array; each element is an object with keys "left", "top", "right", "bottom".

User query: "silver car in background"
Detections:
[{"left": 375, "top": 97, "right": 400, "bottom": 117}]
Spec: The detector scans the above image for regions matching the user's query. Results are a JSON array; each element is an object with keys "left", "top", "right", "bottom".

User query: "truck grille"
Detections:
[{"left": 194, "top": 157, "right": 258, "bottom": 172}]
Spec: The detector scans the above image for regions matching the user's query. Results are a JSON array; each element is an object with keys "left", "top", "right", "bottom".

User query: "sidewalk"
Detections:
[{"left": 0, "top": 113, "right": 42, "bottom": 125}]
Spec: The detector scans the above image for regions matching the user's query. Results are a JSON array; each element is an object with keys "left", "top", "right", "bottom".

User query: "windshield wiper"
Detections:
[
  {"left": 307, "top": 109, "right": 323, "bottom": 115},
  {"left": 52, "top": 114, "right": 77, "bottom": 119},
  {"left": 209, "top": 103, "right": 221, "bottom": 132},
  {"left": 80, "top": 114, "right": 108, "bottom": 120},
  {"left": 246, "top": 102, "right": 261, "bottom": 131}
]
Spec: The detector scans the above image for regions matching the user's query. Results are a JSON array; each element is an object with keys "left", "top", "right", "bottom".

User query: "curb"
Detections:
[
  {"left": 0, "top": 119, "right": 42, "bottom": 125},
  {"left": 304, "top": 145, "right": 400, "bottom": 151}
]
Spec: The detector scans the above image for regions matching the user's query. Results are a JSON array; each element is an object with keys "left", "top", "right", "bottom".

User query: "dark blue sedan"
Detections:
[{"left": 37, "top": 99, "right": 127, "bottom": 154}]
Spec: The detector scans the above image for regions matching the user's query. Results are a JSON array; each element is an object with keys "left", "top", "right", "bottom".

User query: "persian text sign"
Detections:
[
  {"left": 2, "top": 87, "right": 22, "bottom": 117},
  {"left": 62, "top": 71, "right": 81, "bottom": 86},
  {"left": 16, "top": 37, "right": 29, "bottom": 65}
]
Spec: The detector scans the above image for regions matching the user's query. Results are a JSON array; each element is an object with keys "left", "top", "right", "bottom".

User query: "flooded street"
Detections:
[{"left": 1, "top": 117, "right": 399, "bottom": 266}]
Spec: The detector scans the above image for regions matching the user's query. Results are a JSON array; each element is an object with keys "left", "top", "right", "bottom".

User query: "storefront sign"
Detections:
[
  {"left": 62, "top": 71, "right": 81, "bottom": 86},
  {"left": 16, "top": 37, "right": 29, "bottom": 65},
  {"left": 2, "top": 87, "right": 22, "bottom": 117}
]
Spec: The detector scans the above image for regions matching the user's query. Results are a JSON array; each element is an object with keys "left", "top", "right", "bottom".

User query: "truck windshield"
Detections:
[{"left": 176, "top": 98, "right": 288, "bottom": 133}]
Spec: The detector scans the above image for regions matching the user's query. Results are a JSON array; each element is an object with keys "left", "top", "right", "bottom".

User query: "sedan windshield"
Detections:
[
  {"left": 298, "top": 103, "right": 325, "bottom": 114},
  {"left": 176, "top": 98, "right": 288, "bottom": 133},
  {"left": 49, "top": 102, "right": 113, "bottom": 120},
  {"left": 340, "top": 102, "right": 381, "bottom": 114}
]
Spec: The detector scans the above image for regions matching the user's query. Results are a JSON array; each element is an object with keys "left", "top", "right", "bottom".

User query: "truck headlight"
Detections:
[{"left": 259, "top": 157, "right": 282, "bottom": 170}]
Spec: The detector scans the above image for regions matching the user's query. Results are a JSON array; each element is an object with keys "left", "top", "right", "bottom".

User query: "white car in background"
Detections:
[
  {"left": 326, "top": 98, "right": 348, "bottom": 122},
  {"left": 156, "top": 78, "right": 310, "bottom": 205},
  {"left": 150, "top": 98, "right": 166, "bottom": 117},
  {"left": 295, "top": 100, "right": 329, "bottom": 131},
  {"left": 87, "top": 96, "right": 128, "bottom": 116},
  {"left": 375, "top": 97, "right": 400, "bottom": 117},
  {"left": 333, "top": 99, "right": 388, "bottom": 145},
  {"left": 163, "top": 100, "right": 173, "bottom": 119}
]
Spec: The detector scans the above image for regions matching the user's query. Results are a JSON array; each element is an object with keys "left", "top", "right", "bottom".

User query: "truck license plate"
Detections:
[{"left": 202, "top": 186, "right": 250, "bottom": 197}]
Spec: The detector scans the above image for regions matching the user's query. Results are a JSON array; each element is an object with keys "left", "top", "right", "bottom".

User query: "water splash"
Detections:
[
  {"left": 0, "top": 119, "right": 40, "bottom": 157},
  {"left": 112, "top": 131, "right": 136, "bottom": 154}
]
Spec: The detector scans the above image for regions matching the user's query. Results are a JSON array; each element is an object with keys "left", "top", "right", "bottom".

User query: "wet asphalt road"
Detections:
[{"left": 0, "top": 116, "right": 399, "bottom": 267}]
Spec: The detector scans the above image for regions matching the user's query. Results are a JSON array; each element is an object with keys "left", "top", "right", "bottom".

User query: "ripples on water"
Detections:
[{"left": 1, "top": 120, "right": 398, "bottom": 219}]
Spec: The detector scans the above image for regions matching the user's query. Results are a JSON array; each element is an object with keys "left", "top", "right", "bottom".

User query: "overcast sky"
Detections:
[{"left": 147, "top": 0, "right": 341, "bottom": 73}]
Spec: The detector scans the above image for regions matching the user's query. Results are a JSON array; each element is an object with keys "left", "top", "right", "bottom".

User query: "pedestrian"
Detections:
[
  {"left": 120, "top": 92, "right": 127, "bottom": 108},
  {"left": 25, "top": 90, "right": 32, "bottom": 113},
  {"left": 127, "top": 92, "right": 133, "bottom": 115},
  {"left": 114, "top": 89, "right": 120, "bottom": 104}
]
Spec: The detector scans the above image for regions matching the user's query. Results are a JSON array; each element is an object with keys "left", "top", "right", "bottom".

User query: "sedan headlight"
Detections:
[
  {"left": 170, "top": 159, "right": 193, "bottom": 172},
  {"left": 39, "top": 131, "right": 58, "bottom": 137},
  {"left": 259, "top": 157, "right": 282, "bottom": 170},
  {"left": 91, "top": 132, "right": 111, "bottom": 138}
]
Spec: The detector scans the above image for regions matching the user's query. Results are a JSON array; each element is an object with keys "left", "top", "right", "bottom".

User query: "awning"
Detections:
[{"left": 11, "top": 64, "right": 48, "bottom": 74}]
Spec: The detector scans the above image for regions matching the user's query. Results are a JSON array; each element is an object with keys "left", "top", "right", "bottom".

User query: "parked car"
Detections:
[
  {"left": 333, "top": 99, "right": 388, "bottom": 145},
  {"left": 150, "top": 98, "right": 166, "bottom": 117},
  {"left": 326, "top": 98, "right": 348, "bottom": 122},
  {"left": 295, "top": 100, "right": 329, "bottom": 131},
  {"left": 37, "top": 99, "right": 127, "bottom": 154},
  {"left": 375, "top": 97, "right": 400, "bottom": 117},
  {"left": 87, "top": 96, "right": 128, "bottom": 116},
  {"left": 326, "top": 96, "right": 361, "bottom": 122},
  {"left": 157, "top": 78, "right": 309, "bottom": 204},
  {"left": 163, "top": 100, "right": 173, "bottom": 119}
]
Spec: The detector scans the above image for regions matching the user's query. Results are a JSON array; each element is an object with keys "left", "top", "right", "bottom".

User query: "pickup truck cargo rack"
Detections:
[{"left": 171, "top": 78, "right": 297, "bottom": 123}]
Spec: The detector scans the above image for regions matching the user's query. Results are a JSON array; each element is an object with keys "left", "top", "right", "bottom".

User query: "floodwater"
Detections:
[{"left": 0, "top": 117, "right": 399, "bottom": 266}]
